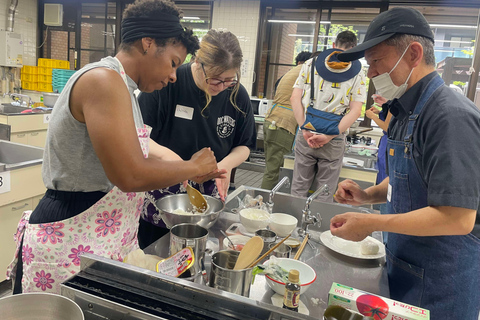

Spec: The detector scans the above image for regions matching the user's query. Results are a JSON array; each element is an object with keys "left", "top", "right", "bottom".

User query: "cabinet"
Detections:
[{"left": 0, "top": 113, "right": 49, "bottom": 147}]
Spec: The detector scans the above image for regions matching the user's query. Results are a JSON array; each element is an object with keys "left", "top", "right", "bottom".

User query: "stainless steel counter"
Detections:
[
  {"left": 145, "top": 186, "right": 389, "bottom": 319},
  {"left": 0, "top": 140, "right": 43, "bottom": 171}
]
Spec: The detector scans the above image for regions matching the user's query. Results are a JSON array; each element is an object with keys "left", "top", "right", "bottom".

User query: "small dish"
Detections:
[{"left": 283, "top": 238, "right": 301, "bottom": 249}]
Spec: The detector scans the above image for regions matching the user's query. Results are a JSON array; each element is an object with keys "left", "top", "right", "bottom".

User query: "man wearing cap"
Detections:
[
  {"left": 332, "top": 7, "right": 480, "bottom": 320},
  {"left": 290, "top": 30, "right": 366, "bottom": 201}
]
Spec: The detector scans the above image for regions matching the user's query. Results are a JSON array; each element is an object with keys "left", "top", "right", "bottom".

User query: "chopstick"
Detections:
[
  {"left": 247, "top": 233, "right": 291, "bottom": 268},
  {"left": 294, "top": 234, "right": 309, "bottom": 260}
]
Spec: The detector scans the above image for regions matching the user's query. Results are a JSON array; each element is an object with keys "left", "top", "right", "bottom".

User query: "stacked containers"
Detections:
[
  {"left": 52, "top": 69, "right": 76, "bottom": 93},
  {"left": 38, "top": 58, "right": 71, "bottom": 92},
  {"left": 20, "top": 66, "right": 38, "bottom": 91}
]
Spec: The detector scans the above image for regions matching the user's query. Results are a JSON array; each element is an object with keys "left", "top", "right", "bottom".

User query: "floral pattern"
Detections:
[
  {"left": 68, "top": 245, "right": 94, "bottom": 266},
  {"left": 22, "top": 244, "right": 34, "bottom": 265},
  {"left": 95, "top": 209, "right": 123, "bottom": 237},
  {"left": 36, "top": 222, "right": 65, "bottom": 244},
  {"left": 34, "top": 270, "right": 54, "bottom": 291},
  {"left": 6, "top": 99, "right": 150, "bottom": 294}
]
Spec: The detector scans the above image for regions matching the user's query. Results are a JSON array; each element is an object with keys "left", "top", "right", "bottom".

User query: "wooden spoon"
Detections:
[
  {"left": 233, "top": 236, "right": 263, "bottom": 270},
  {"left": 186, "top": 184, "right": 208, "bottom": 213}
]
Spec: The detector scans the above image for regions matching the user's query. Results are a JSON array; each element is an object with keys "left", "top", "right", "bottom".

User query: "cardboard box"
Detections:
[{"left": 328, "top": 283, "right": 430, "bottom": 320}]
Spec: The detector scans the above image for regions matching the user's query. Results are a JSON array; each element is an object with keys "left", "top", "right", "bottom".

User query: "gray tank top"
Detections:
[{"left": 43, "top": 56, "right": 144, "bottom": 192}]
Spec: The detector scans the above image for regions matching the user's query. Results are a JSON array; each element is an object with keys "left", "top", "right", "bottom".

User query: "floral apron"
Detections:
[{"left": 6, "top": 58, "right": 152, "bottom": 294}]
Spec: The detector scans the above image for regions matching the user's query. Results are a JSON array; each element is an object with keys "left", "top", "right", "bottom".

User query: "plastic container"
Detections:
[{"left": 38, "top": 58, "right": 54, "bottom": 68}]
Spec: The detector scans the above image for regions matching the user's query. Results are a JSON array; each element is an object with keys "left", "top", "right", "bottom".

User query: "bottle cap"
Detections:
[{"left": 288, "top": 269, "right": 299, "bottom": 283}]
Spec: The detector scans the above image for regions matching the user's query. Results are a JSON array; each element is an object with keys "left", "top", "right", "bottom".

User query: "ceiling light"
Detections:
[
  {"left": 430, "top": 24, "right": 477, "bottom": 29},
  {"left": 435, "top": 40, "right": 474, "bottom": 44},
  {"left": 268, "top": 19, "right": 331, "bottom": 24},
  {"left": 182, "top": 16, "right": 200, "bottom": 20}
]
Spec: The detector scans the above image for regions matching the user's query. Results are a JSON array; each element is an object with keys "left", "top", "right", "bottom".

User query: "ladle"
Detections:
[
  {"left": 233, "top": 236, "right": 263, "bottom": 270},
  {"left": 186, "top": 184, "right": 208, "bottom": 213}
]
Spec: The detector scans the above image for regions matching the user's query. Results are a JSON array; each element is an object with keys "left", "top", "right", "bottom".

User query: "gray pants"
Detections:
[{"left": 291, "top": 133, "right": 345, "bottom": 202}]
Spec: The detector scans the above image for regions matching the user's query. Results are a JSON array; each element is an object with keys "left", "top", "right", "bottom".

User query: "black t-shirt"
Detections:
[{"left": 138, "top": 63, "right": 256, "bottom": 162}]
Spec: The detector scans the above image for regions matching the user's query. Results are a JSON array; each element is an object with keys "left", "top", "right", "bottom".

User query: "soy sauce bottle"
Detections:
[{"left": 282, "top": 269, "right": 300, "bottom": 312}]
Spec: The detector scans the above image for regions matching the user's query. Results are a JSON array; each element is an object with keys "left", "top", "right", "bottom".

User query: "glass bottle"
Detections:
[{"left": 282, "top": 269, "right": 300, "bottom": 312}]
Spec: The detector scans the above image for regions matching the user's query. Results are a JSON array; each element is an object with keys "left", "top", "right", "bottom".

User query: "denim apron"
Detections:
[{"left": 386, "top": 74, "right": 480, "bottom": 319}]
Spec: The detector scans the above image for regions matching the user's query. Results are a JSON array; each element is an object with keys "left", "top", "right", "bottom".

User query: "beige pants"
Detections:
[{"left": 291, "top": 133, "right": 345, "bottom": 202}]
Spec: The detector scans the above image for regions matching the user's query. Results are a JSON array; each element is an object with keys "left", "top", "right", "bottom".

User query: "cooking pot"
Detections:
[{"left": 0, "top": 292, "right": 84, "bottom": 320}]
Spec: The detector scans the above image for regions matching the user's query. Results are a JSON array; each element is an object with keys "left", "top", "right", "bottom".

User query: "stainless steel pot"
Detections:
[
  {"left": 0, "top": 292, "right": 84, "bottom": 320},
  {"left": 156, "top": 194, "right": 224, "bottom": 229},
  {"left": 209, "top": 250, "right": 254, "bottom": 297},
  {"left": 170, "top": 223, "right": 209, "bottom": 276}
]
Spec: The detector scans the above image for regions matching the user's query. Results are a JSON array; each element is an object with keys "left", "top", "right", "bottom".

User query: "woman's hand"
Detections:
[
  {"left": 189, "top": 148, "right": 220, "bottom": 177},
  {"left": 365, "top": 107, "right": 378, "bottom": 120}
]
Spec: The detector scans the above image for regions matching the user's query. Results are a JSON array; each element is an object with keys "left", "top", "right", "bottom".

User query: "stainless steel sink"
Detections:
[
  {"left": 0, "top": 103, "right": 50, "bottom": 115},
  {"left": 0, "top": 140, "right": 43, "bottom": 171},
  {"left": 0, "top": 103, "right": 29, "bottom": 114},
  {"left": 225, "top": 185, "right": 375, "bottom": 234}
]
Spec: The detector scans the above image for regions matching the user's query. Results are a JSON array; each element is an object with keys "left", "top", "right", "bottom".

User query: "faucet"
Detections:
[
  {"left": 267, "top": 176, "right": 290, "bottom": 213},
  {"left": 4, "top": 93, "right": 34, "bottom": 107},
  {"left": 298, "top": 184, "right": 329, "bottom": 237}
]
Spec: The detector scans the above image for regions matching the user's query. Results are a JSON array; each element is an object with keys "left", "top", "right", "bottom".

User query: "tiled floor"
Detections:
[{"left": 231, "top": 168, "right": 264, "bottom": 190}]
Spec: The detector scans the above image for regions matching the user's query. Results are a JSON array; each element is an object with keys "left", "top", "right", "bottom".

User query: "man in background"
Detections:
[
  {"left": 273, "top": 51, "right": 311, "bottom": 94},
  {"left": 290, "top": 31, "right": 366, "bottom": 201},
  {"left": 261, "top": 51, "right": 312, "bottom": 190}
]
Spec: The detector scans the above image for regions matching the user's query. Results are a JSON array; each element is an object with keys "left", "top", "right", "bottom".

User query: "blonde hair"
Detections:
[{"left": 195, "top": 29, "right": 244, "bottom": 116}]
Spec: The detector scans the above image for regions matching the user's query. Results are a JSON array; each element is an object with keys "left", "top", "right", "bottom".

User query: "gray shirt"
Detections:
[{"left": 43, "top": 56, "right": 144, "bottom": 192}]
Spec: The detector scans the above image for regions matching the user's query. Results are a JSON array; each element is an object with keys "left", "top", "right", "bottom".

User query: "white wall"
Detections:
[
  {"left": 212, "top": 0, "right": 260, "bottom": 96},
  {"left": 0, "top": 0, "right": 38, "bottom": 66}
]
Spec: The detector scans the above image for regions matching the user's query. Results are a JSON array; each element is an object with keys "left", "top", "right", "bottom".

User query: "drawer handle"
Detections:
[
  {"left": 31, "top": 132, "right": 39, "bottom": 136},
  {"left": 12, "top": 203, "right": 29, "bottom": 210},
  {"left": 16, "top": 134, "right": 26, "bottom": 138}
]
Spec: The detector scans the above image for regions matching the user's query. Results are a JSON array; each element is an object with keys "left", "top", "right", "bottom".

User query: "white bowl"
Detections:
[
  {"left": 269, "top": 213, "right": 298, "bottom": 237},
  {"left": 222, "top": 234, "right": 251, "bottom": 251},
  {"left": 239, "top": 208, "right": 270, "bottom": 233},
  {"left": 350, "top": 144, "right": 365, "bottom": 152},
  {"left": 364, "top": 145, "right": 379, "bottom": 154},
  {"left": 263, "top": 258, "right": 317, "bottom": 295}
]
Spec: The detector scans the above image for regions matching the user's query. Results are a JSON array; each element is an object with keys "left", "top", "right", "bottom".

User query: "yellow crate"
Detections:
[
  {"left": 53, "top": 60, "right": 70, "bottom": 69},
  {"left": 21, "top": 81, "right": 37, "bottom": 91},
  {"left": 37, "top": 82, "right": 52, "bottom": 92},
  {"left": 38, "top": 67, "right": 52, "bottom": 75},
  {"left": 38, "top": 75, "right": 52, "bottom": 83},
  {"left": 38, "top": 58, "right": 53, "bottom": 68},
  {"left": 22, "top": 66, "right": 37, "bottom": 74},
  {"left": 21, "top": 74, "right": 38, "bottom": 82}
]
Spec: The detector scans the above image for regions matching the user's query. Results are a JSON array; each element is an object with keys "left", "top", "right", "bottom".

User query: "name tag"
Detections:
[
  {"left": 175, "top": 105, "right": 194, "bottom": 120},
  {"left": 387, "top": 183, "right": 392, "bottom": 202}
]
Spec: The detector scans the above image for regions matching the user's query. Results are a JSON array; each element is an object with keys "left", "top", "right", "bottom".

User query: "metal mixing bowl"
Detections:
[{"left": 156, "top": 193, "right": 224, "bottom": 229}]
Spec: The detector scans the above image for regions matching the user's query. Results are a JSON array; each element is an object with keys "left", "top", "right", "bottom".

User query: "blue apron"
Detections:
[{"left": 386, "top": 74, "right": 480, "bottom": 320}]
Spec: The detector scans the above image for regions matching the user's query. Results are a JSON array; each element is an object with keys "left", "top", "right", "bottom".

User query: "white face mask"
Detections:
[{"left": 372, "top": 45, "right": 414, "bottom": 100}]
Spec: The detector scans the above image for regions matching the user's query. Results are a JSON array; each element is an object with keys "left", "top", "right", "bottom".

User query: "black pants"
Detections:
[{"left": 137, "top": 218, "right": 170, "bottom": 249}]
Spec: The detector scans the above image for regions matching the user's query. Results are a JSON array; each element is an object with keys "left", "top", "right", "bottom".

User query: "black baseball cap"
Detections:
[{"left": 338, "top": 7, "right": 435, "bottom": 62}]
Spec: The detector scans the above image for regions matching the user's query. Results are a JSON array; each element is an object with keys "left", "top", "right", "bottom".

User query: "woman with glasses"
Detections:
[{"left": 138, "top": 29, "right": 256, "bottom": 248}]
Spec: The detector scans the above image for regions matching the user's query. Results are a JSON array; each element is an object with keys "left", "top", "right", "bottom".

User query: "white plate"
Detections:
[{"left": 320, "top": 231, "right": 385, "bottom": 260}]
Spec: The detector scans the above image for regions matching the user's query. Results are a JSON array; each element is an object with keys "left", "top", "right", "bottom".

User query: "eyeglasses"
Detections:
[{"left": 201, "top": 64, "right": 238, "bottom": 88}]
